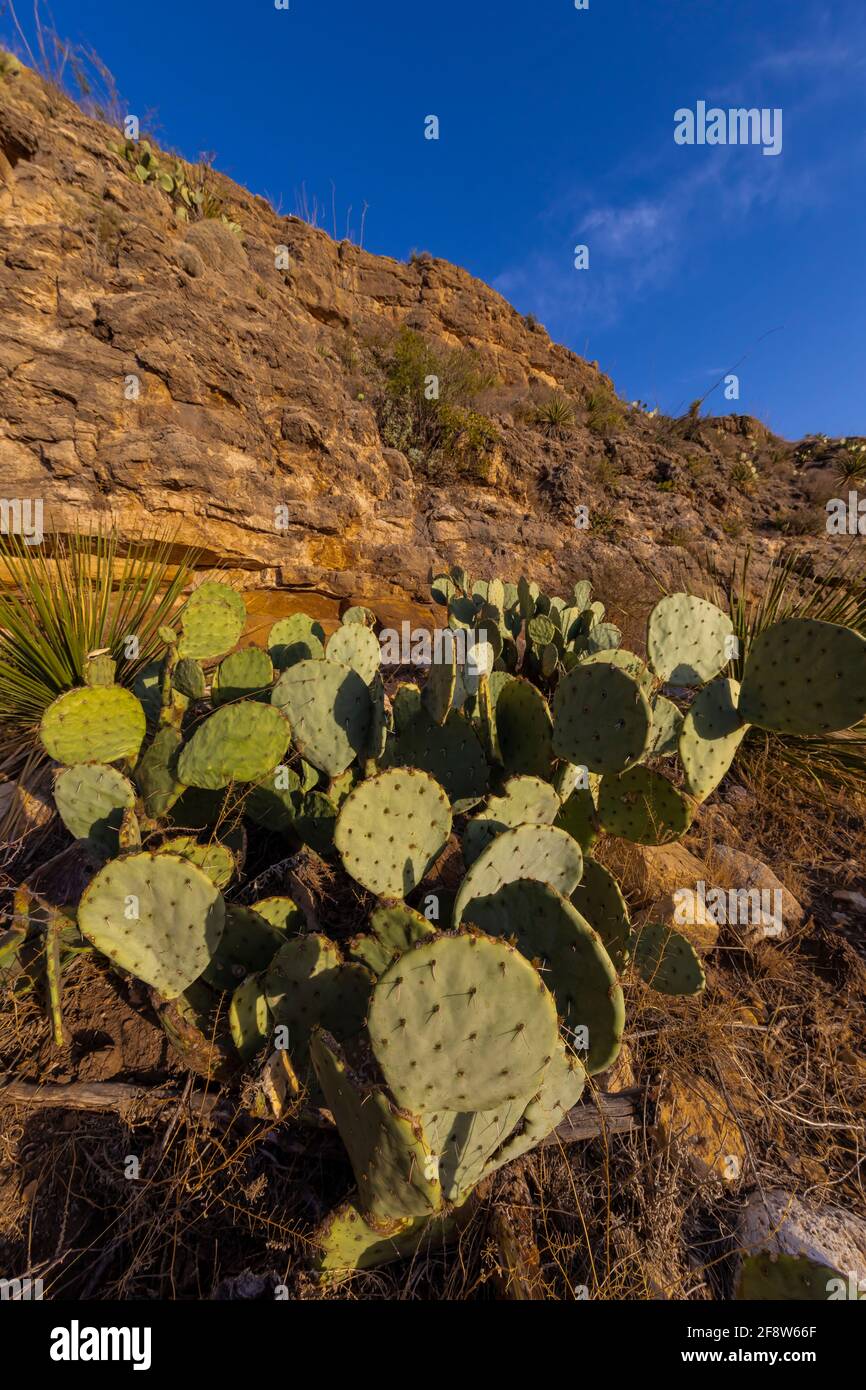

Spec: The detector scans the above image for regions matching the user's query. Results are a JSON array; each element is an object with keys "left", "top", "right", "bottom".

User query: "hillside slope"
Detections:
[{"left": 0, "top": 61, "right": 848, "bottom": 621}]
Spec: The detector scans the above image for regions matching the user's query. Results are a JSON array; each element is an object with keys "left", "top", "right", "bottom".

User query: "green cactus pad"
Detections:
[
  {"left": 679, "top": 678, "right": 748, "bottom": 802},
  {"left": 173, "top": 657, "right": 206, "bottom": 701},
  {"left": 177, "top": 703, "right": 291, "bottom": 789},
  {"left": 271, "top": 658, "right": 371, "bottom": 777},
  {"left": 264, "top": 935, "right": 373, "bottom": 1074},
  {"left": 646, "top": 694, "right": 684, "bottom": 757},
  {"left": 84, "top": 652, "right": 116, "bottom": 687},
  {"left": 158, "top": 835, "right": 236, "bottom": 888},
  {"left": 370, "top": 899, "right": 436, "bottom": 956},
  {"left": 135, "top": 726, "right": 185, "bottom": 818},
  {"left": 54, "top": 763, "right": 136, "bottom": 852},
  {"left": 493, "top": 678, "right": 554, "bottom": 779},
  {"left": 462, "top": 776, "right": 561, "bottom": 868},
  {"left": 582, "top": 648, "right": 654, "bottom": 696},
  {"left": 77, "top": 851, "right": 225, "bottom": 998},
  {"left": 734, "top": 1253, "right": 843, "bottom": 1302},
  {"left": 570, "top": 858, "right": 631, "bottom": 972},
  {"left": 250, "top": 896, "right": 304, "bottom": 932},
  {"left": 430, "top": 1094, "right": 530, "bottom": 1203},
  {"left": 464, "top": 879, "right": 623, "bottom": 1073},
  {"left": 598, "top": 766, "right": 694, "bottom": 845},
  {"left": 177, "top": 585, "right": 246, "bottom": 661},
  {"left": 422, "top": 645, "right": 457, "bottom": 726},
  {"left": 294, "top": 790, "right": 339, "bottom": 857},
  {"left": 242, "top": 766, "right": 301, "bottom": 835},
  {"left": 268, "top": 613, "right": 326, "bottom": 670},
  {"left": 584, "top": 622, "right": 622, "bottom": 654},
  {"left": 312, "top": 1196, "right": 474, "bottom": 1283},
  {"left": 203, "top": 904, "right": 285, "bottom": 992},
  {"left": 334, "top": 767, "right": 451, "bottom": 897},
  {"left": 133, "top": 660, "right": 163, "bottom": 725},
  {"left": 326, "top": 623, "right": 381, "bottom": 685},
  {"left": 212, "top": 647, "right": 274, "bottom": 705},
  {"left": 527, "top": 614, "right": 556, "bottom": 650},
  {"left": 554, "top": 783, "right": 600, "bottom": 855},
  {"left": 572, "top": 580, "right": 593, "bottom": 610},
  {"left": 348, "top": 933, "right": 394, "bottom": 976},
  {"left": 41, "top": 686, "right": 146, "bottom": 766},
  {"left": 454, "top": 823, "right": 584, "bottom": 926},
  {"left": 392, "top": 683, "right": 422, "bottom": 733},
  {"left": 229, "top": 975, "right": 271, "bottom": 1060},
  {"left": 311, "top": 1030, "right": 442, "bottom": 1223},
  {"left": 552, "top": 663, "right": 651, "bottom": 774},
  {"left": 485, "top": 1039, "right": 586, "bottom": 1172},
  {"left": 368, "top": 931, "right": 559, "bottom": 1112},
  {"left": 630, "top": 921, "right": 706, "bottom": 995},
  {"left": 647, "top": 593, "right": 734, "bottom": 686},
  {"left": 341, "top": 604, "right": 377, "bottom": 627},
  {"left": 394, "top": 708, "right": 489, "bottom": 805},
  {"left": 739, "top": 618, "right": 866, "bottom": 735}
]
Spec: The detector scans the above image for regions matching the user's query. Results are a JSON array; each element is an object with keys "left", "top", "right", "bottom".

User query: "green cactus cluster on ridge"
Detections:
[{"left": 14, "top": 566, "right": 866, "bottom": 1281}]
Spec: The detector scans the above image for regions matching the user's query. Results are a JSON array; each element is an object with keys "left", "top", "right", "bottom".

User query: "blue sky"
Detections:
[{"left": 7, "top": 0, "right": 865, "bottom": 438}]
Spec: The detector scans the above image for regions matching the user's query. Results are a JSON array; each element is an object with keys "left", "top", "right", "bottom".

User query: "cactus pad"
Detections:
[
  {"left": 159, "top": 835, "right": 236, "bottom": 888},
  {"left": 486, "top": 1039, "right": 586, "bottom": 1170},
  {"left": 646, "top": 693, "right": 684, "bottom": 757},
  {"left": 311, "top": 1030, "right": 442, "bottom": 1223},
  {"left": 430, "top": 1095, "right": 530, "bottom": 1202},
  {"left": 494, "top": 678, "right": 554, "bottom": 779},
  {"left": 203, "top": 904, "right": 285, "bottom": 991},
  {"left": 570, "top": 857, "right": 631, "bottom": 972},
  {"left": 582, "top": 648, "right": 654, "bottom": 696},
  {"left": 394, "top": 708, "right": 489, "bottom": 806},
  {"left": 54, "top": 763, "right": 136, "bottom": 851},
  {"left": 598, "top": 766, "right": 694, "bottom": 844},
  {"left": 462, "top": 776, "right": 561, "bottom": 868},
  {"left": 348, "top": 933, "right": 395, "bottom": 976},
  {"left": 647, "top": 593, "right": 734, "bottom": 686},
  {"left": 679, "top": 677, "right": 748, "bottom": 802},
  {"left": 312, "top": 1197, "right": 473, "bottom": 1282},
  {"left": 41, "top": 686, "right": 146, "bottom": 766},
  {"left": 368, "top": 931, "right": 559, "bottom": 1112},
  {"left": 229, "top": 975, "right": 271, "bottom": 1060},
  {"left": 250, "top": 896, "right": 304, "bottom": 932},
  {"left": 178, "top": 584, "right": 246, "bottom": 661},
  {"left": 268, "top": 613, "right": 326, "bottom": 669},
  {"left": 554, "top": 784, "right": 600, "bottom": 855},
  {"left": 552, "top": 663, "right": 651, "bottom": 774},
  {"left": 464, "top": 879, "right": 623, "bottom": 1073},
  {"left": 84, "top": 652, "right": 116, "bottom": 687},
  {"left": 135, "top": 726, "right": 185, "bottom": 818},
  {"left": 264, "top": 935, "right": 372, "bottom": 1073},
  {"left": 77, "top": 851, "right": 225, "bottom": 998},
  {"left": 631, "top": 921, "right": 706, "bottom": 995},
  {"left": 212, "top": 647, "right": 274, "bottom": 705},
  {"left": 173, "top": 658, "right": 206, "bottom": 700},
  {"left": 177, "top": 703, "right": 291, "bottom": 789},
  {"left": 454, "top": 823, "right": 583, "bottom": 926},
  {"left": 334, "top": 767, "right": 451, "bottom": 897},
  {"left": 271, "top": 658, "right": 371, "bottom": 777},
  {"left": 370, "top": 899, "right": 436, "bottom": 956},
  {"left": 739, "top": 618, "right": 866, "bottom": 735},
  {"left": 422, "top": 645, "right": 457, "bottom": 726},
  {"left": 326, "top": 624, "right": 381, "bottom": 685},
  {"left": 734, "top": 1253, "right": 842, "bottom": 1302}
]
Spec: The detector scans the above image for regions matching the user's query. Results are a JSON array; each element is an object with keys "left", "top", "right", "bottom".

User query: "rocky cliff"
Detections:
[{"left": 0, "top": 60, "right": 849, "bottom": 628}]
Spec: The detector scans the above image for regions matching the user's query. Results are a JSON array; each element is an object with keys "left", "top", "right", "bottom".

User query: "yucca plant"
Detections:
[
  {"left": 0, "top": 526, "right": 201, "bottom": 841},
  {"left": 836, "top": 442, "right": 866, "bottom": 488},
  {"left": 533, "top": 393, "right": 576, "bottom": 437}
]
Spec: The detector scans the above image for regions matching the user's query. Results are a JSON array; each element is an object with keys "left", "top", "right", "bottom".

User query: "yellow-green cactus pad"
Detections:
[
  {"left": 41, "top": 686, "right": 146, "bottom": 766},
  {"left": 177, "top": 703, "right": 291, "bottom": 789},
  {"left": 334, "top": 767, "right": 451, "bottom": 898}
]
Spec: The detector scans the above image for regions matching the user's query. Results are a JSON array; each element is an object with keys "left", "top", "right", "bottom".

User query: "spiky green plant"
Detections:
[
  {"left": 0, "top": 527, "right": 200, "bottom": 838},
  {"left": 533, "top": 393, "right": 576, "bottom": 437}
]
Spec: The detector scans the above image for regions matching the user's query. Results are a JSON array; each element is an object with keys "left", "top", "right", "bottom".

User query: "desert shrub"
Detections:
[{"left": 585, "top": 387, "right": 625, "bottom": 437}]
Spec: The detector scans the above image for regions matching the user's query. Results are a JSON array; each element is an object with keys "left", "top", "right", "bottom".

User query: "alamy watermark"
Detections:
[
  {"left": 673, "top": 880, "right": 783, "bottom": 937},
  {"left": 675, "top": 102, "right": 783, "bottom": 157},
  {"left": 0, "top": 497, "right": 43, "bottom": 545}
]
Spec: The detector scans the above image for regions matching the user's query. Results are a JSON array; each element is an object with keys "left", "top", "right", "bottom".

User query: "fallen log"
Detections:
[{"left": 0, "top": 1074, "right": 643, "bottom": 1142}]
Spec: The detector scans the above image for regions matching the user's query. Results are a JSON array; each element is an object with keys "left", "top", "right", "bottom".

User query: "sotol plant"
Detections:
[{"left": 11, "top": 564, "right": 866, "bottom": 1283}]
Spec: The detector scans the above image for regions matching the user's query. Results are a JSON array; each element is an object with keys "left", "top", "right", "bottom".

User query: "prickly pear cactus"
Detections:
[
  {"left": 679, "top": 677, "right": 748, "bottom": 802},
  {"left": 77, "top": 851, "right": 225, "bottom": 998},
  {"left": 53, "top": 763, "right": 136, "bottom": 852},
  {"left": 597, "top": 765, "right": 693, "bottom": 845},
  {"left": 177, "top": 702, "right": 291, "bottom": 789},
  {"left": 739, "top": 618, "right": 866, "bottom": 735},
  {"left": 462, "top": 775, "right": 561, "bottom": 867},
  {"left": 454, "top": 823, "right": 583, "bottom": 925},
  {"left": 494, "top": 678, "right": 554, "bottom": 780},
  {"left": 212, "top": 647, "right": 273, "bottom": 705},
  {"left": 630, "top": 921, "right": 706, "bottom": 995},
  {"left": 334, "top": 767, "right": 451, "bottom": 898},
  {"left": 326, "top": 623, "right": 381, "bottom": 685},
  {"left": 553, "top": 663, "right": 651, "bottom": 774},
  {"left": 271, "top": 658, "right": 371, "bottom": 776},
  {"left": 173, "top": 657, "right": 206, "bottom": 701},
  {"left": 177, "top": 582, "right": 246, "bottom": 661},
  {"left": 647, "top": 593, "right": 734, "bottom": 686},
  {"left": 84, "top": 652, "right": 116, "bottom": 687},
  {"left": 41, "top": 686, "right": 146, "bottom": 766},
  {"left": 267, "top": 613, "right": 325, "bottom": 670},
  {"left": 367, "top": 931, "right": 560, "bottom": 1112}
]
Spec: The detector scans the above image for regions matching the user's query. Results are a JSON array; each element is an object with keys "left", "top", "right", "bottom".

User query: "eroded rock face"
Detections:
[{"left": 0, "top": 63, "right": 837, "bottom": 615}]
